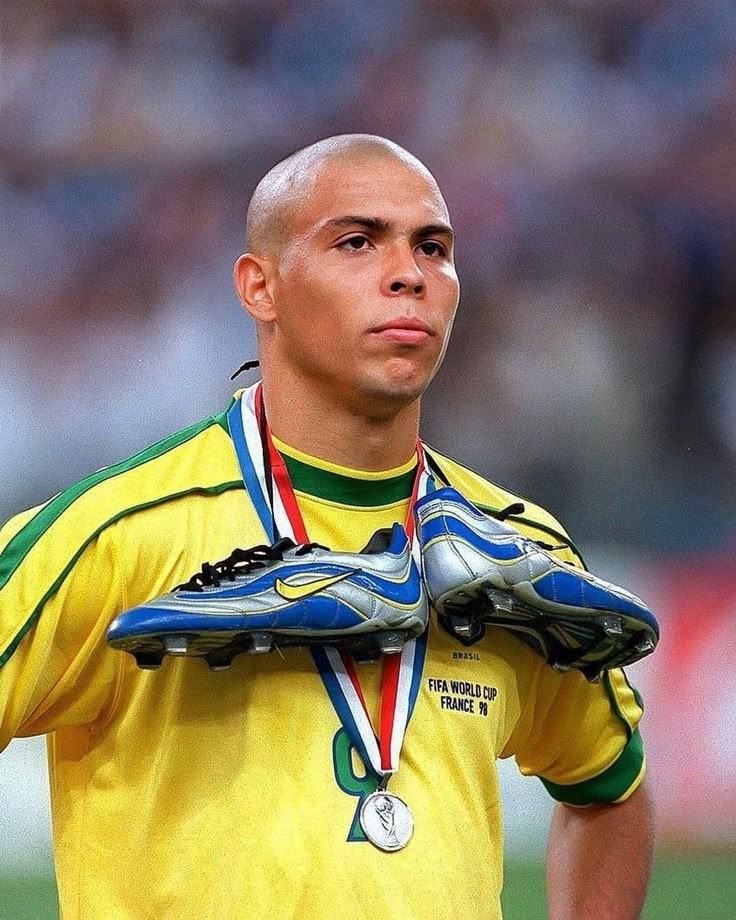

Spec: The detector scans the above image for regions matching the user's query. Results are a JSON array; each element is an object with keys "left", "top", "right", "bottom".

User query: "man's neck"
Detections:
[{"left": 260, "top": 376, "right": 421, "bottom": 472}]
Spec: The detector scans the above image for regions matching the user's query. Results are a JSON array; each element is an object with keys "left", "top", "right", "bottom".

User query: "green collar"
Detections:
[{"left": 281, "top": 451, "right": 416, "bottom": 507}]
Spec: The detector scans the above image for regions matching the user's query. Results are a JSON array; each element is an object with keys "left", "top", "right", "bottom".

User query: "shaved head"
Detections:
[
  {"left": 233, "top": 131, "right": 458, "bottom": 438},
  {"left": 246, "top": 134, "right": 438, "bottom": 255}
]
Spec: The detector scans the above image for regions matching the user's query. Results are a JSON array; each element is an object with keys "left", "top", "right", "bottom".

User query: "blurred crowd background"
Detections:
[
  {"left": 1, "top": 0, "right": 735, "bottom": 899},
  {"left": 3, "top": 0, "right": 736, "bottom": 551}
]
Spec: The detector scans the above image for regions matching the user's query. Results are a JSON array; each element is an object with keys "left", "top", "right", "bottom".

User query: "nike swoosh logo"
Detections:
[{"left": 274, "top": 570, "right": 359, "bottom": 601}]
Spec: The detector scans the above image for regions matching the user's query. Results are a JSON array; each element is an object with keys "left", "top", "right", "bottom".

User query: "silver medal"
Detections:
[{"left": 360, "top": 790, "right": 414, "bottom": 852}]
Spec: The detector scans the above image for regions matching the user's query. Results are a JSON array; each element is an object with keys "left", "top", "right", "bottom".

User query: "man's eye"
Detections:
[
  {"left": 339, "top": 236, "right": 370, "bottom": 251},
  {"left": 418, "top": 241, "right": 445, "bottom": 256}
]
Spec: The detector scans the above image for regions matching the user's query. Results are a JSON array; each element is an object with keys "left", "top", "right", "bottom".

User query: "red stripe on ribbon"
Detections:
[
  {"left": 379, "top": 653, "right": 401, "bottom": 771},
  {"left": 340, "top": 650, "right": 369, "bottom": 712},
  {"left": 404, "top": 444, "right": 424, "bottom": 544},
  {"left": 255, "top": 383, "right": 427, "bottom": 776},
  {"left": 256, "top": 386, "right": 309, "bottom": 543}
]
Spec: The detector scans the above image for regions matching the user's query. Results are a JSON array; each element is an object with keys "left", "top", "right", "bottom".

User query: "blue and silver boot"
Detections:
[
  {"left": 415, "top": 487, "right": 658, "bottom": 680},
  {"left": 107, "top": 524, "right": 427, "bottom": 671}
]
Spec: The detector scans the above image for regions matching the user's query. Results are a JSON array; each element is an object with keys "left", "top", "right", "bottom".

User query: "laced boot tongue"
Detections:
[
  {"left": 228, "top": 538, "right": 297, "bottom": 564},
  {"left": 177, "top": 538, "right": 300, "bottom": 592}
]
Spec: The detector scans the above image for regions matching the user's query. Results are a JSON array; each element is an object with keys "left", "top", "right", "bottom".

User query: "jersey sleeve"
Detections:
[
  {"left": 425, "top": 445, "right": 647, "bottom": 804},
  {"left": 502, "top": 651, "right": 646, "bottom": 805},
  {"left": 0, "top": 503, "right": 124, "bottom": 751}
]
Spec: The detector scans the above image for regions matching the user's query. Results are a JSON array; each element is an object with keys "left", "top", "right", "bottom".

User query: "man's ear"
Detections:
[{"left": 234, "top": 253, "right": 277, "bottom": 322}]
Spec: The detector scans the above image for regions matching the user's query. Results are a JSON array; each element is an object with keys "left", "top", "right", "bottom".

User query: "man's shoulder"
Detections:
[
  {"left": 59, "top": 408, "right": 237, "bottom": 510},
  {"left": 1, "top": 408, "right": 241, "bottom": 565},
  {"left": 423, "top": 444, "right": 586, "bottom": 568}
]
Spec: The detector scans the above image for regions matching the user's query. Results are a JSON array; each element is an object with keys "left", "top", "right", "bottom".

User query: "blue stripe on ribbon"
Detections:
[
  {"left": 309, "top": 467, "right": 435, "bottom": 780},
  {"left": 227, "top": 397, "right": 274, "bottom": 542},
  {"left": 311, "top": 646, "right": 378, "bottom": 779},
  {"left": 407, "top": 629, "right": 429, "bottom": 720},
  {"left": 226, "top": 430, "right": 436, "bottom": 781},
  {"left": 405, "top": 467, "right": 433, "bottom": 722}
]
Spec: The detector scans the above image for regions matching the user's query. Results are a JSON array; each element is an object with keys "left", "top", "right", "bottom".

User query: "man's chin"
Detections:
[{"left": 355, "top": 372, "right": 430, "bottom": 416}]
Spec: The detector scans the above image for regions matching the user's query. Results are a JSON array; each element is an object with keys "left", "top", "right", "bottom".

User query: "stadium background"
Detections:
[{"left": 1, "top": 0, "right": 735, "bottom": 916}]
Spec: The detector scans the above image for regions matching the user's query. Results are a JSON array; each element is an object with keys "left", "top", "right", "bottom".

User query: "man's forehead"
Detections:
[
  {"left": 245, "top": 137, "right": 449, "bottom": 254},
  {"left": 295, "top": 158, "right": 450, "bottom": 233}
]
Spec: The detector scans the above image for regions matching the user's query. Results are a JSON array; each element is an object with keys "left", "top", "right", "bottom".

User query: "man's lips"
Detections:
[{"left": 370, "top": 318, "right": 433, "bottom": 345}]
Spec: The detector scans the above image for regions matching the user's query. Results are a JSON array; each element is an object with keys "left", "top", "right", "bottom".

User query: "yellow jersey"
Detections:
[{"left": 0, "top": 397, "right": 645, "bottom": 919}]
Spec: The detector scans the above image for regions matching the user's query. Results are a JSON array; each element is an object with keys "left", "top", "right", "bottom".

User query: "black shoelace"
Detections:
[
  {"left": 493, "top": 502, "right": 525, "bottom": 521},
  {"left": 178, "top": 538, "right": 328, "bottom": 592},
  {"left": 492, "top": 502, "right": 566, "bottom": 552}
]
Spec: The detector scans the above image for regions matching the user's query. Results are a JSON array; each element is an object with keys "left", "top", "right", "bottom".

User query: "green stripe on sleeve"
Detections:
[
  {"left": 0, "top": 481, "right": 244, "bottom": 668},
  {"left": 540, "top": 729, "right": 645, "bottom": 806},
  {"left": 0, "top": 413, "right": 226, "bottom": 594}
]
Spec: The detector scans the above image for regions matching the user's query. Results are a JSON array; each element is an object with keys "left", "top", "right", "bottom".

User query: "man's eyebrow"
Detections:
[
  {"left": 322, "top": 215, "right": 455, "bottom": 241},
  {"left": 322, "top": 216, "right": 390, "bottom": 233},
  {"left": 415, "top": 223, "right": 455, "bottom": 242}
]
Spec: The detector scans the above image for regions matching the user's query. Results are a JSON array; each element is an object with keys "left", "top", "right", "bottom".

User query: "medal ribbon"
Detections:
[{"left": 228, "top": 382, "right": 433, "bottom": 778}]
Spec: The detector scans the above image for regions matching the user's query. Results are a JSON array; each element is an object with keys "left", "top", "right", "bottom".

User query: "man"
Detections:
[{"left": 0, "top": 135, "right": 654, "bottom": 918}]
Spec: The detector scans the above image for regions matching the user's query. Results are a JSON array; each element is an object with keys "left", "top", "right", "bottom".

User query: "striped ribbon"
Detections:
[{"left": 227, "top": 382, "right": 433, "bottom": 779}]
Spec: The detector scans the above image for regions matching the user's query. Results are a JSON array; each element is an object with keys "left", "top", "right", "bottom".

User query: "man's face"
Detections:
[{"left": 267, "top": 156, "right": 460, "bottom": 414}]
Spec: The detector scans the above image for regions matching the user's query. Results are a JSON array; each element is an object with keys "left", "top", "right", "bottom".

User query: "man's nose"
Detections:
[
  {"left": 389, "top": 278, "right": 425, "bottom": 296},
  {"left": 382, "top": 248, "right": 426, "bottom": 297}
]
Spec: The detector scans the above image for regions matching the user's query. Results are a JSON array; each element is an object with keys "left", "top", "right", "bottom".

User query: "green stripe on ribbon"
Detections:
[{"left": 540, "top": 728, "right": 644, "bottom": 806}]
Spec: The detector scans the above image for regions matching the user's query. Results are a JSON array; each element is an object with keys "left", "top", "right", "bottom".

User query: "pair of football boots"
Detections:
[{"left": 107, "top": 488, "right": 659, "bottom": 680}]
